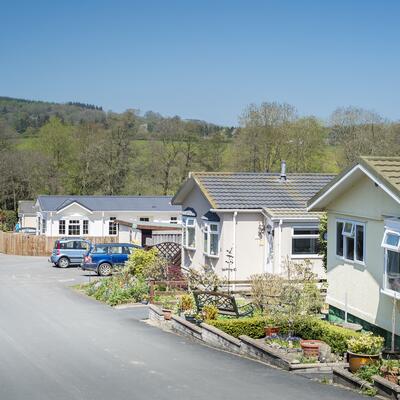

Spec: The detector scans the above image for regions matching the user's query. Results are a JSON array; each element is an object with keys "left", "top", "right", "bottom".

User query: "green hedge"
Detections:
[
  {"left": 207, "top": 317, "right": 272, "bottom": 339},
  {"left": 208, "top": 316, "right": 361, "bottom": 354}
]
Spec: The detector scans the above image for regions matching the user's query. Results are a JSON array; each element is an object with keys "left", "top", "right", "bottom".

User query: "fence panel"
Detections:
[{"left": 0, "top": 231, "right": 118, "bottom": 256}]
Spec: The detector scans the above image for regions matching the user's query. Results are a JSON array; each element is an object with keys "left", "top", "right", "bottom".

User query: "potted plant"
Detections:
[
  {"left": 265, "top": 324, "right": 280, "bottom": 337},
  {"left": 300, "top": 340, "right": 323, "bottom": 358},
  {"left": 347, "top": 332, "right": 384, "bottom": 372},
  {"left": 161, "top": 297, "right": 175, "bottom": 321},
  {"left": 380, "top": 359, "right": 400, "bottom": 384}
]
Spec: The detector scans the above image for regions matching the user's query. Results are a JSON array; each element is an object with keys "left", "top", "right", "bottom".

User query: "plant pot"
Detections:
[
  {"left": 162, "top": 309, "right": 172, "bottom": 320},
  {"left": 184, "top": 315, "right": 196, "bottom": 324},
  {"left": 347, "top": 351, "right": 380, "bottom": 373},
  {"left": 300, "top": 340, "right": 322, "bottom": 358},
  {"left": 265, "top": 327, "right": 280, "bottom": 337}
]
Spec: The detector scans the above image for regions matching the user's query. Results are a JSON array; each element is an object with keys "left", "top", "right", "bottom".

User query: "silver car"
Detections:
[{"left": 49, "top": 238, "right": 91, "bottom": 268}]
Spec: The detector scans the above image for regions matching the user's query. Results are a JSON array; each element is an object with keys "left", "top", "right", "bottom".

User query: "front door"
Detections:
[{"left": 141, "top": 229, "right": 152, "bottom": 247}]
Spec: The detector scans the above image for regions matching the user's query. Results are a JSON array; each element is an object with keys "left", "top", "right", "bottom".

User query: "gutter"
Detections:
[
  {"left": 210, "top": 208, "right": 263, "bottom": 213},
  {"left": 277, "top": 219, "right": 283, "bottom": 274},
  {"left": 233, "top": 211, "right": 237, "bottom": 284}
]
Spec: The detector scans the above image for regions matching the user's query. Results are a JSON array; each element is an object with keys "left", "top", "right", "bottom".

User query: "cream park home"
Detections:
[
  {"left": 34, "top": 195, "right": 181, "bottom": 246},
  {"left": 308, "top": 156, "right": 400, "bottom": 346},
  {"left": 172, "top": 162, "right": 334, "bottom": 280}
]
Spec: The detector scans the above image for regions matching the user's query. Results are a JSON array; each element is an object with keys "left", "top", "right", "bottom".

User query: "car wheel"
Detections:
[
  {"left": 57, "top": 257, "right": 70, "bottom": 268},
  {"left": 98, "top": 263, "right": 112, "bottom": 276}
]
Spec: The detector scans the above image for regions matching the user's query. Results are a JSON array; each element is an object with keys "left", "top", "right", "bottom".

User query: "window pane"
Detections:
[
  {"left": 210, "top": 224, "right": 218, "bottom": 232},
  {"left": 345, "top": 237, "right": 354, "bottom": 260},
  {"left": 109, "top": 217, "right": 117, "bottom": 235},
  {"left": 210, "top": 233, "right": 219, "bottom": 255},
  {"left": 110, "top": 246, "right": 123, "bottom": 254},
  {"left": 386, "top": 233, "right": 400, "bottom": 248},
  {"left": 294, "top": 228, "right": 319, "bottom": 235},
  {"left": 343, "top": 222, "right": 354, "bottom": 236},
  {"left": 292, "top": 238, "right": 320, "bottom": 254},
  {"left": 387, "top": 250, "right": 400, "bottom": 293},
  {"left": 94, "top": 245, "right": 108, "bottom": 253},
  {"left": 188, "top": 227, "right": 195, "bottom": 247},
  {"left": 204, "top": 231, "right": 208, "bottom": 253},
  {"left": 83, "top": 220, "right": 88, "bottom": 235},
  {"left": 68, "top": 220, "right": 80, "bottom": 236},
  {"left": 355, "top": 225, "right": 364, "bottom": 261},
  {"left": 337, "top": 222, "right": 344, "bottom": 256},
  {"left": 59, "top": 220, "right": 65, "bottom": 235}
]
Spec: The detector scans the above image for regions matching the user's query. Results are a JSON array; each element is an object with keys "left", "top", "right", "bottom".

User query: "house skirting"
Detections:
[{"left": 329, "top": 305, "right": 400, "bottom": 349}]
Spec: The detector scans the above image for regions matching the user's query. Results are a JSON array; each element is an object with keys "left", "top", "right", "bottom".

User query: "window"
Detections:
[
  {"left": 59, "top": 220, "right": 66, "bottom": 235},
  {"left": 292, "top": 227, "right": 320, "bottom": 256},
  {"left": 42, "top": 219, "right": 46, "bottom": 234},
  {"left": 139, "top": 217, "right": 150, "bottom": 222},
  {"left": 336, "top": 219, "right": 365, "bottom": 263},
  {"left": 68, "top": 220, "right": 81, "bottom": 236},
  {"left": 110, "top": 246, "right": 123, "bottom": 254},
  {"left": 93, "top": 245, "right": 108, "bottom": 254},
  {"left": 382, "top": 228, "right": 400, "bottom": 296},
  {"left": 336, "top": 221, "right": 344, "bottom": 257},
  {"left": 109, "top": 217, "right": 117, "bottom": 235},
  {"left": 170, "top": 216, "right": 178, "bottom": 224},
  {"left": 183, "top": 217, "right": 196, "bottom": 249},
  {"left": 83, "top": 220, "right": 89, "bottom": 235},
  {"left": 203, "top": 223, "right": 219, "bottom": 257}
]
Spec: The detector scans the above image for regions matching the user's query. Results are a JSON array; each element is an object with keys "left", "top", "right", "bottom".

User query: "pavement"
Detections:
[{"left": 0, "top": 253, "right": 364, "bottom": 400}]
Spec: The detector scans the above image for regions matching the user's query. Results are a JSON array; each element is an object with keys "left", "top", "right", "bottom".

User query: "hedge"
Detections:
[
  {"left": 207, "top": 317, "right": 272, "bottom": 339},
  {"left": 208, "top": 316, "right": 361, "bottom": 354}
]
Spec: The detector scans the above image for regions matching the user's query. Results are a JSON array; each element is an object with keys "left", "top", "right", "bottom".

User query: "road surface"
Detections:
[{"left": 0, "top": 254, "right": 363, "bottom": 400}]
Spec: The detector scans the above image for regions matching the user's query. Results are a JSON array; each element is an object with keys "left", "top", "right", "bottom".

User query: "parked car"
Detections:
[
  {"left": 50, "top": 238, "right": 91, "bottom": 268},
  {"left": 81, "top": 243, "right": 140, "bottom": 276},
  {"left": 19, "top": 227, "right": 37, "bottom": 235}
]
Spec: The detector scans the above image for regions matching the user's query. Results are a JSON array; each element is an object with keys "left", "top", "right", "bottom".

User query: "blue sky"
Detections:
[{"left": 1, "top": 0, "right": 399, "bottom": 125}]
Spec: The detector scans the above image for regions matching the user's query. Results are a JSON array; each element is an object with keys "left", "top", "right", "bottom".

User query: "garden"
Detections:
[{"left": 78, "top": 249, "right": 399, "bottom": 397}]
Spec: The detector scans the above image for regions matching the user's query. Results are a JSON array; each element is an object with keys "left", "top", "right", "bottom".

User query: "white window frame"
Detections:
[
  {"left": 291, "top": 226, "right": 321, "bottom": 259},
  {"left": 42, "top": 219, "right": 47, "bottom": 234},
  {"left": 203, "top": 222, "right": 220, "bottom": 258},
  {"left": 183, "top": 217, "right": 196, "bottom": 250},
  {"left": 336, "top": 218, "right": 366, "bottom": 265},
  {"left": 170, "top": 216, "right": 178, "bottom": 224},
  {"left": 59, "top": 220, "right": 66, "bottom": 235},
  {"left": 381, "top": 226, "right": 400, "bottom": 299},
  {"left": 68, "top": 220, "right": 81, "bottom": 236},
  {"left": 108, "top": 217, "right": 118, "bottom": 236},
  {"left": 83, "top": 220, "right": 89, "bottom": 235}
]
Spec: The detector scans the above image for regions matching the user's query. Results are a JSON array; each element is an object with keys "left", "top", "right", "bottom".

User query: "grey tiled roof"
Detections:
[
  {"left": 263, "top": 207, "right": 324, "bottom": 220},
  {"left": 37, "top": 195, "right": 181, "bottom": 212},
  {"left": 193, "top": 172, "right": 335, "bottom": 209},
  {"left": 18, "top": 200, "right": 36, "bottom": 216}
]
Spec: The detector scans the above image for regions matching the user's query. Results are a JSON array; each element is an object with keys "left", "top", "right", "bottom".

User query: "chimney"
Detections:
[{"left": 280, "top": 160, "right": 287, "bottom": 181}]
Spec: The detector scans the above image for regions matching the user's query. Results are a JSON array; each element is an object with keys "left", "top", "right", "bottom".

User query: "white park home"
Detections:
[
  {"left": 308, "top": 156, "right": 400, "bottom": 346},
  {"left": 35, "top": 195, "right": 181, "bottom": 245},
  {"left": 172, "top": 163, "right": 334, "bottom": 280}
]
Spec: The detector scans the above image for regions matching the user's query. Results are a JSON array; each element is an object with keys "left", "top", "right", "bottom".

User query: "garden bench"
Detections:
[{"left": 193, "top": 290, "right": 254, "bottom": 318}]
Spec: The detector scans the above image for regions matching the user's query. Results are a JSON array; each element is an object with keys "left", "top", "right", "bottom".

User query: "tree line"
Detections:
[{"left": 1, "top": 97, "right": 399, "bottom": 211}]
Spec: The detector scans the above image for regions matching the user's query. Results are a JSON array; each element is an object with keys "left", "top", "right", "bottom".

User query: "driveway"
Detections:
[{"left": 0, "top": 254, "right": 363, "bottom": 400}]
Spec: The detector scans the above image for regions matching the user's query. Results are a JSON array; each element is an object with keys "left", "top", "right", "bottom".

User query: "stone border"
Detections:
[
  {"left": 171, "top": 315, "right": 202, "bottom": 340},
  {"left": 333, "top": 367, "right": 374, "bottom": 393},
  {"left": 148, "top": 305, "right": 348, "bottom": 377},
  {"left": 373, "top": 375, "right": 400, "bottom": 399}
]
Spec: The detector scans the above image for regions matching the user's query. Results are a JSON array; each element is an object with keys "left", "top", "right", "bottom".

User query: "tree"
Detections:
[{"left": 234, "top": 102, "right": 297, "bottom": 172}]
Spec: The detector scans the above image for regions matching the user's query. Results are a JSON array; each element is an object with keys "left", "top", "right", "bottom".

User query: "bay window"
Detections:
[
  {"left": 292, "top": 227, "right": 320, "bottom": 256},
  {"left": 203, "top": 222, "right": 219, "bottom": 257},
  {"left": 382, "top": 228, "right": 400, "bottom": 296},
  {"left": 183, "top": 217, "right": 196, "bottom": 249},
  {"left": 336, "top": 219, "right": 365, "bottom": 263}
]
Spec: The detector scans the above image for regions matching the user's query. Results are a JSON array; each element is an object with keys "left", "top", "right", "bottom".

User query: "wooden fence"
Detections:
[{"left": 0, "top": 231, "right": 118, "bottom": 256}]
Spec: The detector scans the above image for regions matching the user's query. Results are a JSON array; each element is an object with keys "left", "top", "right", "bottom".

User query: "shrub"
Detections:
[
  {"left": 125, "top": 248, "right": 167, "bottom": 279},
  {"left": 202, "top": 304, "right": 218, "bottom": 320},
  {"left": 0, "top": 210, "right": 17, "bottom": 231},
  {"left": 207, "top": 317, "right": 271, "bottom": 339},
  {"left": 178, "top": 293, "right": 195, "bottom": 312},
  {"left": 209, "top": 315, "right": 363, "bottom": 354},
  {"left": 84, "top": 274, "right": 149, "bottom": 306},
  {"left": 285, "top": 317, "right": 362, "bottom": 354},
  {"left": 347, "top": 332, "right": 385, "bottom": 355}
]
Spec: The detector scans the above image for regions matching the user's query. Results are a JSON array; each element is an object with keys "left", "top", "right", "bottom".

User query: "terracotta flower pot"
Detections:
[
  {"left": 347, "top": 351, "right": 380, "bottom": 373},
  {"left": 300, "top": 340, "right": 322, "bottom": 358},
  {"left": 162, "top": 309, "right": 172, "bottom": 320},
  {"left": 265, "top": 327, "right": 280, "bottom": 337}
]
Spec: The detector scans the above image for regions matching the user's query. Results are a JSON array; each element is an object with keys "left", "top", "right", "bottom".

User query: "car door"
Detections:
[{"left": 110, "top": 245, "right": 125, "bottom": 266}]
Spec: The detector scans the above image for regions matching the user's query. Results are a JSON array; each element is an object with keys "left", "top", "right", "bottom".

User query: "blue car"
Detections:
[
  {"left": 81, "top": 243, "right": 140, "bottom": 276},
  {"left": 50, "top": 238, "right": 91, "bottom": 268}
]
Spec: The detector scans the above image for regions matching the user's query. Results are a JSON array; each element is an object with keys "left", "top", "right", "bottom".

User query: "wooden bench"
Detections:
[{"left": 193, "top": 290, "right": 254, "bottom": 318}]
